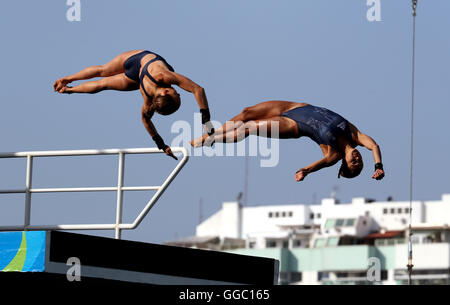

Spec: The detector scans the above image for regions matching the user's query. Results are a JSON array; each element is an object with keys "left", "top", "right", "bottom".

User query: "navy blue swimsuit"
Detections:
[
  {"left": 281, "top": 105, "right": 354, "bottom": 149},
  {"left": 123, "top": 50, "right": 175, "bottom": 98}
]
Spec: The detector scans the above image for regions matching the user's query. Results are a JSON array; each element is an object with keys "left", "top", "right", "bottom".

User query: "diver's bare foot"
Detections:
[
  {"left": 190, "top": 136, "right": 206, "bottom": 148},
  {"left": 54, "top": 78, "right": 71, "bottom": 92},
  {"left": 190, "top": 134, "right": 213, "bottom": 147},
  {"left": 57, "top": 86, "right": 73, "bottom": 94}
]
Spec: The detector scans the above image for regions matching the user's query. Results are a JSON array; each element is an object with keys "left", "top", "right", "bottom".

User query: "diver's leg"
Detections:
[
  {"left": 54, "top": 50, "right": 143, "bottom": 92},
  {"left": 229, "top": 101, "right": 291, "bottom": 122},
  {"left": 191, "top": 116, "right": 299, "bottom": 147},
  {"left": 191, "top": 100, "right": 304, "bottom": 147},
  {"left": 190, "top": 101, "right": 286, "bottom": 147},
  {"left": 219, "top": 116, "right": 299, "bottom": 143},
  {"left": 63, "top": 73, "right": 138, "bottom": 94}
]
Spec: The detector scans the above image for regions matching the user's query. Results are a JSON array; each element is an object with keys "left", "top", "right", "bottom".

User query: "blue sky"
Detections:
[{"left": 0, "top": 0, "right": 449, "bottom": 243}]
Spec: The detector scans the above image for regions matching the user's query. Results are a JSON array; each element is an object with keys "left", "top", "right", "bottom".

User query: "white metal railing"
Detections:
[{"left": 0, "top": 147, "right": 189, "bottom": 239}]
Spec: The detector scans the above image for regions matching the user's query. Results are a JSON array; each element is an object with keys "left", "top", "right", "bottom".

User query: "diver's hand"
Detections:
[
  {"left": 164, "top": 147, "right": 178, "bottom": 160},
  {"left": 295, "top": 169, "right": 308, "bottom": 182},
  {"left": 372, "top": 169, "right": 385, "bottom": 180}
]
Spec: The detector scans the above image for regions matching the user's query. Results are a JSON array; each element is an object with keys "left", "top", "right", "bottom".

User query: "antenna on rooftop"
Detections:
[
  {"left": 199, "top": 197, "right": 203, "bottom": 225},
  {"left": 331, "top": 185, "right": 339, "bottom": 199},
  {"left": 236, "top": 192, "right": 243, "bottom": 204}
]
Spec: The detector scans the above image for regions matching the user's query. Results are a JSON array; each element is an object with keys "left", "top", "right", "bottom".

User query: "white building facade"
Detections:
[{"left": 188, "top": 194, "right": 450, "bottom": 284}]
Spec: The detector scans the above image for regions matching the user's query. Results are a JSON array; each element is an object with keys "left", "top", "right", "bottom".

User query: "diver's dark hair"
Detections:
[
  {"left": 338, "top": 159, "right": 363, "bottom": 179},
  {"left": 154, "top": 94, "right": 180, "bottom": 116}
]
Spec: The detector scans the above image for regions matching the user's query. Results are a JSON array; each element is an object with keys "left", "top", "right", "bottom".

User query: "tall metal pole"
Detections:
[
  {"left": 199, "top": 197, "right": 203, "bottom": 225},
  {"left": 243, "top": 155, "right": 249, "bottom": 206},
  {"left": 407, "top": 0, "right": 418, "bottom": 285}
]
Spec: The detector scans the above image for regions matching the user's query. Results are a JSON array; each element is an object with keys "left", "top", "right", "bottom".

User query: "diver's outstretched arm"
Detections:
[
  {"left": 156, "top": 71, "right": 214, "bottom": 134},
  {"left": 355, "top": 131, "right": 384, "bottom": 180},
  {"left": 295, "top": 154, "right": 340, "bottom": 182},
  {"left": 157, "top": 71, "right": 209, "bottom": 109},
  {"left": 347, "top": 122, "right": 384, "bottom": 180},
  {"left": 141, "top": 107, "right": 177, "bottom": 160}
]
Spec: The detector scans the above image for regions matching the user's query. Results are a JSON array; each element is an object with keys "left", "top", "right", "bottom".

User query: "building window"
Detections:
[
  {"left": 335, "top": 219, "right": 345, "bottom": 227},
  {"left": 314, "top": 238, "right": 326, "bottom": 248},
  {"left": 268, "top": 212, "right": 273, "bottom": 218},
  {"left": 288, "top": 211, "right": 293, "bottom": 217},
  {"left": 327, "top": 237, "right": 339, "bottom": 246},
  {"left": 390, "top": 208, "right": 395, "bottom": 214},
  {"left": 383, "top": 208, "right": 388, "bottom": 214},
  {"left": 293, "top": 240, "right": 302, "bottom": 247},
  {"left": 281, "top": 212, "right": 286, "bottom": 217},
  {"left": 316, "top": 213, "right": 321, "bottom": 219},
  {"left": 290, "top": 272, "right": 302, "bottom": 283},
  {"left": 395, "top": 238, "right": 405, "bottom": 244},
  {"left": 275, "top": 212, "right": 279, "bottom": 218},
  {"left": 404, "top": 208, "right": 410, "bottom": 214},
  {"left": 375, "top": 239, "right": 386, "bottom": 246},
  {"left": 282, "top": 241, "right": 289, "bottom": 248},
  {"left": 325, "top": 219, "right": 335, "bottom": 229},
  {"left": 310, "top": 213, "right": 314, "bottom": 220},
  {"left": 345, "top": 218, "right": 356, "bottom": 227},
  {"left": 266, "top": 240, "right": 277, "bottom": 248},
  {"left": 248, "top": 241, "right": 256, "bottom": 249},
  {"left": 279, "top": 272, "right": 289, "bottom": 283},
  {"left": 318, "top": 272, "right": 329, "bottom": 281},
  {"left": 397, "top": 208, "right": 402, "bottom": 214}
]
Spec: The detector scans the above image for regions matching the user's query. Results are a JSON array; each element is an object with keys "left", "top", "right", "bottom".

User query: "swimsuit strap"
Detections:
[{"left": 139, "top": 57, "right": 165, "bottom": 99}]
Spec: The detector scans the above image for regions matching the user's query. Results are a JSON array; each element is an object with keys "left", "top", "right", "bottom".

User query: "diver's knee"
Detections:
[{"left": 97, "top": 65, "right": 108, "bottom": 77}]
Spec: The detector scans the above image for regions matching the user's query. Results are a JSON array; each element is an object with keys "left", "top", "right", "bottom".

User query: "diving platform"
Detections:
[{"left": 0, "top": 231, "right": 279, "bottom": 285}]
